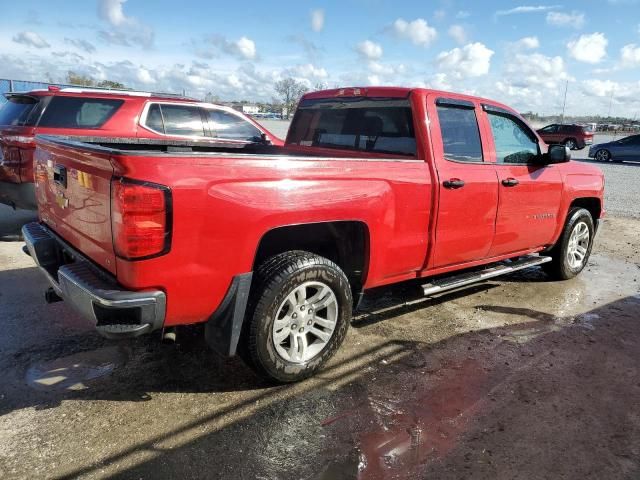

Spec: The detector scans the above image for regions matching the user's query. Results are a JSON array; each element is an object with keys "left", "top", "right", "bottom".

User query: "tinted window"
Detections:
[
  {"left": 540, "top": 125, "right": 557, "bottom": 133},
  {"left": 145, "top": 104, "right": 164, "bottom": 133},
  {"left": 38, "top": 97, "right": 123, "bottom": 128},
  {"left": 489, "top": 113, "right": 539, "bottom": 164},
  {"left": 287, "top": 97, "right": 416, "bottom": 156},
  {"left": 0, "top": 96, "right": 39, "bottom": 126},
  {"left": 160, "top": 105, "right": 205, "bottom": 137},
  {"left": 207, "top": 110, "right": 261, "bottom": 141},
  {"left": 436, "top": 105, "right": 483, "bottom": 162}
]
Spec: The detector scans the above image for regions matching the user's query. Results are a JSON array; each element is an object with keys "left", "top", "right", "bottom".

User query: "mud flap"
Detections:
[{"left": 204, "top": 272, "right": 253, "bottom": 356}]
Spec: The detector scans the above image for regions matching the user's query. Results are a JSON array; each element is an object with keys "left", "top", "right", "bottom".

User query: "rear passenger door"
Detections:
[
  {"left": 482, "top": 105, "right": 563, "bottom": 256},
  {"left": 427, "top": 96, "right": 499, "bottom": 268}
]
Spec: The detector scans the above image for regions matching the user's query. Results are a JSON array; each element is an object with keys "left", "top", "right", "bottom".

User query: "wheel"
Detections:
[
  {"left": 242, "top": 251, "right": 352, "bottom": 383},
  {"left": 594, "top": 149, "right": 611, "bottom": 162},
  {"left": 564, "top": 138, "right": 578, "bottom": 150},
  {"left": 543, "top": 208, "right": 595, "bottom": 280}
]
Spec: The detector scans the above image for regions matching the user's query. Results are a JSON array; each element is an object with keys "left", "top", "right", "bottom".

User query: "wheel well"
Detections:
[
  {"left": 253, "top": 221, "right": 370, "bottom": 294},
  {"left": 569, "top": 198, "right": 601, "bottom": 221}
]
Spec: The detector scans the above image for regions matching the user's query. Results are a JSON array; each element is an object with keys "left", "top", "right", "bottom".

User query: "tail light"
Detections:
[{"left": 111, "top": 178, "right": 172, "bottom": 260}]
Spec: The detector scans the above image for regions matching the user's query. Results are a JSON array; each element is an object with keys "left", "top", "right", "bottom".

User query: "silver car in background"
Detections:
[{"left": 589, "top": 134, "right": 640, "bottom": 163}]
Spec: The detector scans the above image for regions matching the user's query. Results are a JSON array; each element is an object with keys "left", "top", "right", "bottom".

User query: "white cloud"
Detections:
[
  {"left": 311, "top": 9, "right": 325, "bottom": 32},
  {"left": 208, "top": 35, "right": 257, "bottom": 60},
  {"left": 357, "top": 40, "right": 383, "bottom": 60},
  {"left": 234, "top": 37, "right": 256, "bottom": 60},
  {"left": 97, "top": 0, "right": 154, "bottom": 48},
  {"left": 293, "top": 63, "right": 328, "bottom": 79},
  {"left": 12, "top": 31, "right": 50, "bottom": 49},
  {"left": 448, "top": 25, "right": 467, "bottom": 45},
  {"left": 568, "top": 32, "right": 608, "bottom": 64},
  {"left": 98, "top": 0, "right": 134, "bottom": 27},
  {"left": 136, "top": 67, "right": 155, "bottom": 84},
  {"left": 504, "top": 53, "right": 571, "bottom": 89},
  {"left": 546, "top": 11, "right": 586, "bottom": 29},
  {"left": 426, "top": 73, "right": 452, "bottom": 91},
  {"left": 582, "top": 79, "right": 618, "bottom": 97},
  {"left": 436, "top": 42, "right": 494, "bottom": 78},
  {"left": 456, "top": 11, "right": 471, "bottom": 19},
  {"left": 495, "top": 5, "right": 561, "bottom": 16},
  {"left": 620, "top": 44, "right": 640, "bottom": 67},
  {"left": 393, "top": 18, "right": 437, "bottom": 47},
  {"left": 65, "top": 38, "right": 96, "bottom": 54},
  {"left": 516, "top": 36, "right": 540, "bottom": 50}
]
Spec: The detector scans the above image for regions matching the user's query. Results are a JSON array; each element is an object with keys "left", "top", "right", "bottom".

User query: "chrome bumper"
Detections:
[{"left": 22, "top": 222, "right": 166, "bottom": 339}]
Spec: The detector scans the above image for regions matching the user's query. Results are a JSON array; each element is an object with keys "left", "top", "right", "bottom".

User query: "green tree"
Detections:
[{"left": 274, "top": 78, "right": 308, "bottom": 119}]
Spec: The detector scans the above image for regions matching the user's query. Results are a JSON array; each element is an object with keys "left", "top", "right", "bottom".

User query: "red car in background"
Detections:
[
  {"left": 0, "top": 86, "right": 282, "bottom": 210},
  {"left": 536, "top": 123, "right": 594, "bottom": 150}
]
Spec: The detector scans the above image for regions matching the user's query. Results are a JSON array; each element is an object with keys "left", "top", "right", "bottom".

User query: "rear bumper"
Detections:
[
  {"left": 0, "top": 181, "right": 36, "bottom": 210},
  {"left": 22, "top": 222, "right": 166, "bottom": 339}
]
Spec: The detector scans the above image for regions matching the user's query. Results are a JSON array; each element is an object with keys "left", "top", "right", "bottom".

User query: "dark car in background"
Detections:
[
  {"left": 0, "top": 86, "right": 282, "bottom": 210},
  {"left": 537, "top": 124, "right": 594, "bottom": 150},
  {"left": 589, "top": 134, "right": 640, "bottom": 163}
]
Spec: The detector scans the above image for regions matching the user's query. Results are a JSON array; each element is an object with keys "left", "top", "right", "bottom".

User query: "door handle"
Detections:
[
  {"left": 502, "top": 178, "right": 519, "bottom": 187},
  {"left": 53, "top": 165, "right": 67, "bottom": 189},
  {"left": 443, "top": 178, "right": 465, "bottom": 189}
]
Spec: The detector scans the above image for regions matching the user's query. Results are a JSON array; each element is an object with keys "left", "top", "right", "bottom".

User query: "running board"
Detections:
[{"left": 422, "top": 255, "right": 552, "bottom": 297}]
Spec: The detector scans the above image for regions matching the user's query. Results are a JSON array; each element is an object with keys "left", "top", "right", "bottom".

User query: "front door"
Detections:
[
  {"left": 482, "top": 105, "right": 563, "bottom": 256},
  {"left": 427, "top": 97, "right": 499, "bottom": 269}
]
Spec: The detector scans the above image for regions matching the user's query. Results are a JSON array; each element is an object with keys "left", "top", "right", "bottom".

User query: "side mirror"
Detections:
[{"left": 547, "top": 144, "right": 571, "bottom": 164}]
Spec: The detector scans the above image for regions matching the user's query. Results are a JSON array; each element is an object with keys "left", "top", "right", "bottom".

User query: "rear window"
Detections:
[
  {"left": 0, "top": 95, "right": 40, "bottom": 126},
  {"left": 287, "top": 97, "right": 416, "bottom": 156},
  {"left": 38, "top": 97, "right": 124, "bottom": 128}
]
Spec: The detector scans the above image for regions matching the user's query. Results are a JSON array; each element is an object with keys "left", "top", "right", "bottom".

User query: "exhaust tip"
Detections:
[
  {"left": 44, "top": 287, "right": 63, "bottom": 304},
  {"left": 162, "top": 328, "right": 177, "bottom": 344}
]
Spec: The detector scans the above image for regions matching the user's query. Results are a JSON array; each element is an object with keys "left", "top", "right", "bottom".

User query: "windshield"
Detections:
[
  {"left": 0, "top": 95, "right": 40, "bottom": 126},
  {"left": 287, "top": 97, "right": 416, "bottom": 156}
]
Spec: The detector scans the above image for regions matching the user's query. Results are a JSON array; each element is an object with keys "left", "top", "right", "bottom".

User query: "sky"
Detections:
[{"left": 1, "top": 0, "right": 640, "bottom": 117}]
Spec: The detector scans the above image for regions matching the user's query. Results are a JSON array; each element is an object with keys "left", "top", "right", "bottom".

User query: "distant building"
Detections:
[{"left": 232, "top": 104, "right": 260, "bottom": 115}]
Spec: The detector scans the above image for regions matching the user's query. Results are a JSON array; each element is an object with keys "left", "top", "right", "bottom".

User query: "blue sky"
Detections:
[{"left": 1, "top": 0, "right": 640, "bottom": 116}]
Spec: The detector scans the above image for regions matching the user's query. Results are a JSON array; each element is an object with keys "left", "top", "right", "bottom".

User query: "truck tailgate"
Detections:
[{"left": 35, "top": 137, "right": 116, "bottom": 274}]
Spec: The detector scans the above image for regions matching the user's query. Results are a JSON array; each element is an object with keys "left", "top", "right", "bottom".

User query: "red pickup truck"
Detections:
[{"left": 23, "top": 87, "right": 604, "bottom": 382}]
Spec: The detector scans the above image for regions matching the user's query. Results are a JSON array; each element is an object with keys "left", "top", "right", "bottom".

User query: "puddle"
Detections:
[{"left": 26, "top": 346, "right": 128, "bottom": 392}]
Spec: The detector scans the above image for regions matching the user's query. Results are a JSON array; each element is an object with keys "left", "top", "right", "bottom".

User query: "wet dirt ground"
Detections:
[{"left": 0, "top": 216, "right": 639, "bottom": 479}]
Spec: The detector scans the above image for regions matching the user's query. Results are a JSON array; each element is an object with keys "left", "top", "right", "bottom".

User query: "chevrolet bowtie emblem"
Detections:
[{"left": 55, "top": 192, "right": 69, "bottom": 209}]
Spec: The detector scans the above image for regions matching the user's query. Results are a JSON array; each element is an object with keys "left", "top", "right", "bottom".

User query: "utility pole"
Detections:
[
  {"left": 607, "top": 89, "right": 614, "bottom": 118},
  {"left": 560, "top": 80, "right": 568, "bottom": 124}
]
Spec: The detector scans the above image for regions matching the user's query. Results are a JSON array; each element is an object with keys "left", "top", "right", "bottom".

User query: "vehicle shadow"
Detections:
[
  {"left": 0, "top": 204, "right": 37, "bottom": 240},
  {"left": 46, "top": 295, "right": 639, "bottom": 480}
]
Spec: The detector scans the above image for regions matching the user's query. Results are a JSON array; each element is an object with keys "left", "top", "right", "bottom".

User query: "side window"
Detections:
[
  {"left": 160, "top": 105, "right": 205, "bottom": 137},
  {"left": 436, "top": 105, "right": 483, "bottom": 163},
  {"left": 38, "top": 97, "right": 124, "bottom": 128},
  {"left": 541, "top": 125, "right": 557, "bottom": 133},
  {"left": 145, "top": 104, "right": 164, "bottom": 133},
  {"left": 207, "top": 110, "right": 261, "bottom": 141},
  {"left": 488, "top": 113, "right": 539, "bottom": 164}
]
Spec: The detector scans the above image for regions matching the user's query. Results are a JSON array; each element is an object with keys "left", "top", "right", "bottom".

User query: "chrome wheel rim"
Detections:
[
  {"left": 595, "top": 150, "right": 609, "bottom": 162},
  {"left": 567, "top": 222, "right": 590, "bottom": 270},
  {"left": 272, "top": 281, "right": 338, "bottom": 363},
  {"left": 566, "top": 140, "right": 576, "bottom": 149}
]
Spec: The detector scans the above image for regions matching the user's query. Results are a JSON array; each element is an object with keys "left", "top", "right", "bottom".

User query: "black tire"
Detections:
[
  {"left": 594, "top": 149, "right": 611, "bottom": 162},
  {"left": 543, "top": 208, "right": 595, "bottom": 280},
  {"left": 242, "top": 251, "right": 352, "bottom": 383},
  {"left": 564, "top": 138, "right": 578, "bottom": 150}
]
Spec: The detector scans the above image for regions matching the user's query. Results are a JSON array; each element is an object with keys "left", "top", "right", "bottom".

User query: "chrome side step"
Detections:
[{"left": 422, "top": 255, "right": 552, "bottom": 297}]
